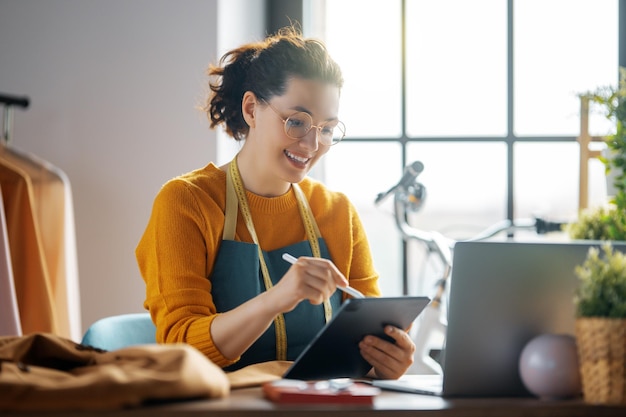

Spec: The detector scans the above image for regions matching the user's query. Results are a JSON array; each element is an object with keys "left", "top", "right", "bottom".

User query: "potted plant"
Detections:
[
  {"left": 596, "top": 67, "right": 626, "bottom": 199},
  {"left": 567, "top": 67, "right": 626, "bottom": 241},
  {"left": 574, "top": 243, "right": 626, "bottom": 404},
  {"left": 566, "top": 205, "right": 626, "bottom": 241}
]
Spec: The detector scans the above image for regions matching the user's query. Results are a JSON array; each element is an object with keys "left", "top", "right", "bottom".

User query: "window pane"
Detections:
[
  {"left": 324, "top": 0, "right": 403, "bottom": 138},
  {"left": 405, "top": 142, "right": 508, "bottom": 238},
  {"left": 514, "top": 0, "right": 618, "bottom": 136},
  {"left": 514, "top": 142, "right": 608, "bottom": 220},
  {"left": 315, "top": 0, "right": 619, "bottom": 298},
  {"left": 322, "top": 142, "right": 404, "bottom": 296},
  {"left": 406, "top": 0, "right": 508, "bottom": 137}
]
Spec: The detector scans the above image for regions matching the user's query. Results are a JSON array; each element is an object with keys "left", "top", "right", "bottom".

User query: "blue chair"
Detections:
[{"left": 81, "top": 313, "right": 156, "bottom": 351}]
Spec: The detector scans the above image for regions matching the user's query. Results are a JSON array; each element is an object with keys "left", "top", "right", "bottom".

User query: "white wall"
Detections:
[
  {"left": 215, "top": 0, "right": 267, "bottom": 164},
  {"left": 0, "top": 0, "right": 220, "bottom": 337}
]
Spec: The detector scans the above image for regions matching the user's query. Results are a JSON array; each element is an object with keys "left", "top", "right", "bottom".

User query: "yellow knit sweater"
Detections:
[{"left": 136, "top": 163, "right": 381, "bottom": 368}]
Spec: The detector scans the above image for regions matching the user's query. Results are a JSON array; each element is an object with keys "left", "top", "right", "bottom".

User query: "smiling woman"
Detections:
[
  {"left": 235, "top": 78, "right": 341, "bottom": 195},
  {"left": 135, "top": 26, "right": 417, "bottom": 380}
]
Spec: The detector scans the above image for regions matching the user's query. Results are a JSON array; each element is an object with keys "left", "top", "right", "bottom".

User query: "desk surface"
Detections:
[{"left": 4, "top": 387, "right": 625, "bottom": 417}]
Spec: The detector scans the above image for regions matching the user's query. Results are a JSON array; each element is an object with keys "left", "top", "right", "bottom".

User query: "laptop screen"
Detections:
[{"left": 440, "top": 240, "right": 626, "bottom": 397}]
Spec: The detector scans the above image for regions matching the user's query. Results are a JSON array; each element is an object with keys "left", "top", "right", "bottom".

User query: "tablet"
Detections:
[{"left": 283, "top": 296, "right": 431, "bottom": 380}]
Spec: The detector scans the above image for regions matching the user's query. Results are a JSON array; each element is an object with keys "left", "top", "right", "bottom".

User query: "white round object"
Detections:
[{"left": 519, "top": 333, "right": 582, "bottom": 399}]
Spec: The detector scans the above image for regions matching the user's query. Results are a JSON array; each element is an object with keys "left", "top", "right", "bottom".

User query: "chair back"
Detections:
[{"left": 81, "top": 313, "right": 156, "bottom": 351}]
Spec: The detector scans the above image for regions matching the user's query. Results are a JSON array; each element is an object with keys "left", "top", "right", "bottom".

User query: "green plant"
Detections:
[
  {"left": 566, "top": 205, "right": 626, "bottom": 241},
  {"left": 574, "top": 243, "right": 626, "bottom": 318},
  {"left": 567, "top": 67, "right": 626, "bottom": 240},
  {"left": 589, "top": 67, "right": 626, "bottom": 200}
]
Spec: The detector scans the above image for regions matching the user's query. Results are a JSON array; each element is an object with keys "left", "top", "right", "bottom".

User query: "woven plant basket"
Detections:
[{"left": 575, "top": 317, "right": 626, "bottom": 404}]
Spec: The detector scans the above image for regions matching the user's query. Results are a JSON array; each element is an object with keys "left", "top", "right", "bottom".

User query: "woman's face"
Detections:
[{"left": 245, "top": 77, "right": 341, "bottom": 193}]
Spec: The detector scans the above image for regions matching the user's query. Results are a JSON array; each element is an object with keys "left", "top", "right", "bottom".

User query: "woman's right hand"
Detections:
[
  {"left": 210, "top": 256, "right": 349, "bottom": 361},
  {"left": 269, "top": 256, "right": 349, "bottom": 313}
]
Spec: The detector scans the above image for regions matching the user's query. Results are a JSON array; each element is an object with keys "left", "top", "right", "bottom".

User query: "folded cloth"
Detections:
[
  {"left": 227, "top": 360, "right": 293, "bottom": 389},
  {"left": 0, "top": 333, "right": 229, "bottom": 411}
]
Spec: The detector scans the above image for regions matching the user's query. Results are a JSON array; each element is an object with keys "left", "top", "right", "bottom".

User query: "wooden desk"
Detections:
[{"left": 3, "top": 387, "right": 625, "bottom": 417}]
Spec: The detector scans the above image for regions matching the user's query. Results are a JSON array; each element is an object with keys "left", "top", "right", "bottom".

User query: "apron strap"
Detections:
[
  {"left": 223, "top": 166, "right": 238, "bottom": 241},
  {"left": 292, "top": 183, "right": 322, "bottom": 239},
  {"left": 223, "top": 157, "right": 333, "bottom": 361}
]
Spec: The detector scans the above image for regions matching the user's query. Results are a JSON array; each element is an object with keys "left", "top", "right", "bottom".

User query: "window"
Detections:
[{"left": 308, "top": 0, "right": 619, "bottom": 296}]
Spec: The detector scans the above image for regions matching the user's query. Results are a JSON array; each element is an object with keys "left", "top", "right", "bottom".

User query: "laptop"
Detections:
[{"left": 373, "top": 240, "right": 626, "bottom": 397}]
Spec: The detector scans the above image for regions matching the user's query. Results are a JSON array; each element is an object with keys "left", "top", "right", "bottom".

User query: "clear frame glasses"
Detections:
[{"left": 262, "top": 100, "right": 346, "bottom": 146}]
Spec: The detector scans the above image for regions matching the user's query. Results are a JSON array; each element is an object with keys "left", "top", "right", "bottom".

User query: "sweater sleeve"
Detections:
[
  {"left": 345, "top": 199, "right": 382, "bottom": 297},
  {"left": 135, "top": 177, "right": 238, "bottom": 368}
]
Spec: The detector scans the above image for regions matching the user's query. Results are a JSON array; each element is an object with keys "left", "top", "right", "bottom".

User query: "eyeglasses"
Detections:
[{"left": 262, "top": 100, "right": 346, "bottom": 146}]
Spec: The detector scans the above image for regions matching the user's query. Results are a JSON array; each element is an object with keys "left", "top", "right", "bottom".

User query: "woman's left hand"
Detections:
[{"left": 358, "top": 325, "right": 416, "bottom": 380}]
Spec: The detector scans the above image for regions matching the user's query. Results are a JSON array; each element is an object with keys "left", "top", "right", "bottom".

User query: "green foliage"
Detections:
[
  {"left": 569, "top": 67, "right": 626, "bottom": 241},
  {"left": 574, "top": 243, "right": 626, "bottom": 318},
  {"left": 566, "top": 205, "right": 626, "bottom": 241},
  {"left": 584, "top": 66, "right": 626, "bottom": 204}
]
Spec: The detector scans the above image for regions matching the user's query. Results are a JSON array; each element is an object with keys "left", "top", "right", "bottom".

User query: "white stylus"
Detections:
[{"left": 281, "top": 253, "right": 365, "bottom": 299}]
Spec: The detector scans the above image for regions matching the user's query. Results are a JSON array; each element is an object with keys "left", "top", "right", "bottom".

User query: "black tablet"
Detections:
[{"left": 283, "top": 296, "right": 431, "bottom": 380}]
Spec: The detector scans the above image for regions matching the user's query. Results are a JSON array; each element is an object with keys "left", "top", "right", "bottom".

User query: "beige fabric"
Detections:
[
  {"left": 227, "top": 360, "right": 293, "bottom": 389},
  {"left": 0, "top": 333, "right": 229, "bottom": 411},
  {"left": 0, "top": 157, "right": 57, "bottom": 334}
]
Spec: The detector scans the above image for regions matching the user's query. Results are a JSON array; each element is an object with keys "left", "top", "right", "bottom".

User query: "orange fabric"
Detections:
[
  {"left": 0, "top": 184, "right": 21, "bottom": 335},
  {"left": 0, "top": 156, "right": 57, "bottom": 334},
  {"left": 136, "top": 163, "right": 381, "bottom": 367},
  {"left": 0, "top": 145, "right": 76, "bottom": 338},
  {"left": 7, "top": 151, "right": 69, "bottom": 336}
]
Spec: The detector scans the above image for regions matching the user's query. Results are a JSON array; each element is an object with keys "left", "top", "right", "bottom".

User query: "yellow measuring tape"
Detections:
[
  {"left": 292, "top": 184, "right": 333, "bottom": 324},
  {"left": 226, "top": 158, "right": 332, "bottom": 361}
]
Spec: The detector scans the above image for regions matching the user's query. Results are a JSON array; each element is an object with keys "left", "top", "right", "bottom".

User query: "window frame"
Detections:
[{"left": 269, "top": 0, "right": 625, "bottom": 293}]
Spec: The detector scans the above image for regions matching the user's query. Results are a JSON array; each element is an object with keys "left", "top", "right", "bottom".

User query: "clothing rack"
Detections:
[
  {"left": 0, "top": 93, "right": 30, "bottom": 108},
  {"left": 1, "top": 93, "right": 30, "bottom": 144}
]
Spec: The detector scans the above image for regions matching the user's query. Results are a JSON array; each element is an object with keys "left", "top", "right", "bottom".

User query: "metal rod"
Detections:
[{"left": 2, "top": 106, "right": 14, "bottom": 144}]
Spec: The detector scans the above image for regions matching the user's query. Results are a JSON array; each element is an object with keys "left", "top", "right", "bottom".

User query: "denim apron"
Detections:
[{"left": 211, "top": 159, "right": 341, "bottom": 371}]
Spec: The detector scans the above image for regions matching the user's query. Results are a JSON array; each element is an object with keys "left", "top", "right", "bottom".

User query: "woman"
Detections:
[{"left": 136, "top": 27, "right": 415, "bottom": 379}]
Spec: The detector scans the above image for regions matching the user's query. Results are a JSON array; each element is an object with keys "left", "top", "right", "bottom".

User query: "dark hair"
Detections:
[{"left": 205, "top": 26, "right": 344, "bottom": 141}]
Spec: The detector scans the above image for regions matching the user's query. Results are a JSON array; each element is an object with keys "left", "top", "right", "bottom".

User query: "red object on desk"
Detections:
[{"left": 262, "top": 380, "right": 380, "bottom": 405}]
